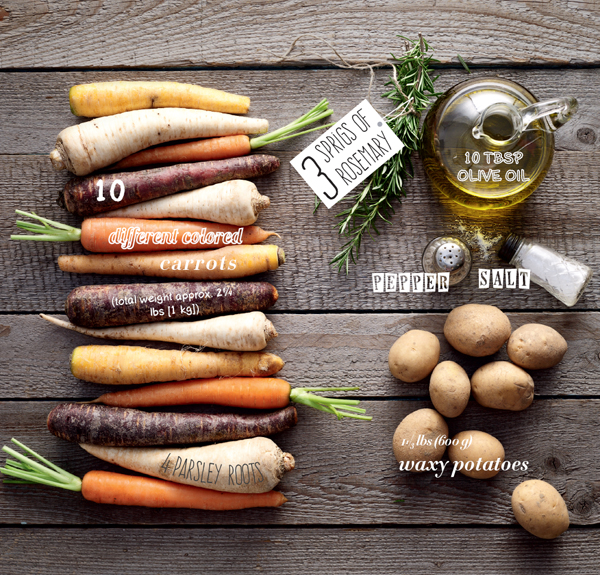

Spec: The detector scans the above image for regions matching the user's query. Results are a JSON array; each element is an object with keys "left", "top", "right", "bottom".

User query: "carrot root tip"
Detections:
[
  {"left": 283, "top": 453, "right": 295, "bottom": 472},
  {"left": 254, "top": 195, "right": 270, "bottom": 214},
  {"left": 50, "top": 149, "right": 66, "bottom": 171},
  {"left": 265, "top": 320, "right": 278, "bottom": 341}
]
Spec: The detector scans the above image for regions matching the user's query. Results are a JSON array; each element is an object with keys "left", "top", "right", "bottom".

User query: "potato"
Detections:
[
  {"left": 392, "top": 408, "right": 448, "bottom": 472},
  {"left": 448, "top": 430, "right": 505, "bottom": 479},
  {"left": 444, "top": 304, "right": 511, "bottom": 357},
  {"left": 429, "top": 361, "right": 471, "bottom": 418},
  {"left": 388, "top": 329, "right": 440, "bottom": 383},
  {"left": 512, "top": 479, "right": 570, "bottom": 539},
  {"left": 471, "top": 361, "right": 534, "bottom": 411},
  {"left": 507, "top": 323, "right": 568, "bottom": 370}
]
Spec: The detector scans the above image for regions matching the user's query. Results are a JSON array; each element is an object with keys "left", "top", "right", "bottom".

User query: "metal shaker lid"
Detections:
[{"left": 422, "top": 236, "right": 472, "bottom": 285}]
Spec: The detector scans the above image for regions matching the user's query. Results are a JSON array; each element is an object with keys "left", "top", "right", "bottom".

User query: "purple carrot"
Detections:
[
  {"left": 48, "top": 403, "right": 298, "bottom": 447},
  {"left": 65, "top": 282, "right": 279, "bottom": 327}
]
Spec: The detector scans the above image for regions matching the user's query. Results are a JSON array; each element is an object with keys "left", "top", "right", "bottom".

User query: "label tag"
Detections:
[{"left": 290, "top": 100, "right": 404, "bottom": 208}]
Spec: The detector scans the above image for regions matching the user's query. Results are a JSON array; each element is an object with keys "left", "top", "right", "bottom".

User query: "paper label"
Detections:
[{"left": 291, "top": 100, "right": 404, "bottom": 208}]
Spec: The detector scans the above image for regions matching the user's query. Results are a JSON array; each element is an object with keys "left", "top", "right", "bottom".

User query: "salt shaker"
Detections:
[{"left": 498, "top": 233, "right": 593, "bottom": 307}]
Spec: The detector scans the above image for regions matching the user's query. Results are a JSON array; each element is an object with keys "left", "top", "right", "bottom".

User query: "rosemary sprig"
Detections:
[{"left": 330, "top": 35, "right": 441, "bottom": 273}]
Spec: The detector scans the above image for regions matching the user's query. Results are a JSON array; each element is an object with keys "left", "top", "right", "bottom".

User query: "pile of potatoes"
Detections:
[{"left": 389, "top": 304, "right": 570, "bottom": 539}]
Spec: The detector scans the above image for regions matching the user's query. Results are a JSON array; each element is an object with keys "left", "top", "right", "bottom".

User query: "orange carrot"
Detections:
[
  {"left": 96, "top": 377, "right": 293, "bottom": 409},
  {"left": 92, "top": 378, "right": 373, "bottom": 420},
  {"left": 113, "top": 135, "right": 251, "bottom": 169},
  {"left": 12, "top": 211, "right": 277, "bottom": 253},
  {"left": 82, "top": 470, "right": 287, "bottom": 508},
  {"left": 0, "top": 439, "right": 286, "bottom": 510}
]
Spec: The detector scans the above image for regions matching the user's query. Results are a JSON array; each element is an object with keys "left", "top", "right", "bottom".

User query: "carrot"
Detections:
[
  {"left": 82, "top": 470, "right": 286, "bottom": 509},
  {"left": 60, "top": 155, "right": 279, "bottom": 217},
  {"left": 112, "top": 99, "right": 334, "bottom": 169},
  {"left": 81, "top": 437, "right": 294, "bottom": 494},
  {"left": 70, "top": 345, "right": 284, "bottom": 385},
  {"left": 99, "top": 180, "right": 270, "bottom": 226},
  {"left": 65, "top": 282, "right": 279, "bottom": 327},
  {"left": 1, "top": 439, "right": 286, "bottom": 509},
  {"left": 57, "top": 245, "right": 285, "bottom": 280},
  {"left": 41, "top": 311, "right": 277, "bottom": 351},
  {"left": 47, "top": 403, "right": 298, "bottom": 446},
  {"left": 114, "top": 135, "right": 251, "bottom": 169},
  {"left": 93, "top": 378, "right": 373, "bottom": 421},
  {"left": 69, "top": 81, "right": 251, "bottom": 117},
  {"left": 50, "top": 109, "right": 269, "bottom": 176},
  {"left": 12, "top": 212, "right": 277, "bottom": 253}
]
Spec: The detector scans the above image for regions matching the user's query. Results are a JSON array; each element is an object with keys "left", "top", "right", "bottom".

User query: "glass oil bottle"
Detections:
[{"left": 421, "top": 77, "right": 578, "bottom": 210}]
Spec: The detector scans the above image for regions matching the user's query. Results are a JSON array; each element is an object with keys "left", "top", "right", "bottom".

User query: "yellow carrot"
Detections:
[
  {"left": 71, "top": 345, "right": 285, "bottom": 385},
  {"left": 69, "top": 81, "right": 250, "bottom": 117},
  {"left": 57, "top": 245, "right": 284, "bottom": 280}
]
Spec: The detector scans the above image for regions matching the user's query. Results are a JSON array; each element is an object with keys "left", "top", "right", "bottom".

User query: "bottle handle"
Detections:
[
  {"left": 473, "top": 96, "right": 578, "bottom": 145},
  {"left": 521, "top": 97, "right": 578, "bottom": 132}
]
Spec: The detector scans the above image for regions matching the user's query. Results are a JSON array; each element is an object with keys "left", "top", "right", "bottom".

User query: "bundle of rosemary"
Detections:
[{"left": 329, "top": 36, "right": 441, "bottom": 273}]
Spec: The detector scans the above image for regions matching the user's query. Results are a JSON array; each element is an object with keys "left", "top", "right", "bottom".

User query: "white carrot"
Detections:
[
  {"left": 99, "top": 180, "right": 269, "bottom": 226},
  {"left": 50, "top": 108, "right": 269, "bottom": 176},
  {"left": 81, "top": 437, "right": 295, "bottom": 494},
  {"left": 40, "top": 311, "right": 277, "bottom": 351}
]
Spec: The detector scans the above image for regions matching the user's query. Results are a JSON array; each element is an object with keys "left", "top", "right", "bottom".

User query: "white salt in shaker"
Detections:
[{"left": 498, "top": 233, "right": 593, "bottom": 307}]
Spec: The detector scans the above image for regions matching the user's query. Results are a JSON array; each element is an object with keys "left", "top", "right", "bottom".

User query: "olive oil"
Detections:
[{"left": 421, "top": 78, "right": 577, "bottom": 210}]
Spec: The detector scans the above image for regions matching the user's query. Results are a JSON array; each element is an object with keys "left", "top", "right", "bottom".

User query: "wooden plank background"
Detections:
[
  {"left": 1, "top": 1, "right": 599, "bottom": 572},
  {"left": 2, "top": 528, "right": 599, "bottom": 575},
  {"left": 1, "top": 0, "right": 600, "bottom": 67}
]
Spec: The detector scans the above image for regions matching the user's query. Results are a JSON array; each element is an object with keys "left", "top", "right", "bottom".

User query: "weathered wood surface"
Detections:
[
  {"left": 0, "top": 399, "right": 598, "bottom": 525},
  {"left": 1, "top": 2, "right": 599, "bottom": 568},
  {"left": 1, "top": 1, "right": 600, "bottom": 67},
  {"left": 1, "top": 69, "right": 599, "bottom": 156},
  {"left": 0, "top": 313, "right": 598, "bottom": 399},
  {"left": 1, "top": 527, "right": 599, "bottom": 575},
  {"left": 2, "top": 150, "right": 598, "bottom": 311}
]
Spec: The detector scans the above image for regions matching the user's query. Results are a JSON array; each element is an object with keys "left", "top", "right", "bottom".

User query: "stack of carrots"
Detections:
[{"left": 4, "top": 80, "right": 371, "bottom": 512}]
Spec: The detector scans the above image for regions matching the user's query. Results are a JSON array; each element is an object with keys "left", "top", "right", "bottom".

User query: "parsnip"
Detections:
[
  {"left": 100, "top": 180, "right": 269, "bottom": 226},
  {"left": 50, "top": 108, "right": 269, "bottom": 176},
  {"left": 41, "top": 311, "right": 277, "bottom": 351},
  {"left": 81, "top": 437, "right": 296, "bottom": 494}
]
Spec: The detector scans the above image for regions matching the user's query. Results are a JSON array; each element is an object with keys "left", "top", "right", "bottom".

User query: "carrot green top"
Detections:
[
  {"left": 1, "top": 438, "right": 82, "bottom": 491},
  {"left": 290, "top": 387, "right": 372, "bottom": 420},
  {"left": 250, "top": 99, "right": 334, "bottom": 149}
]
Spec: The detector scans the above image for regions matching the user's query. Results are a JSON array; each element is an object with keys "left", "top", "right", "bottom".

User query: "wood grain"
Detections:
[
  {"left": 1, "top": 1, "right": 600, "bottom": 67},
  {"left": 2, "top": 148, "right": 599, "bottom": 312},
  {"left": 0, "top": 399, "right": 597, "bottom": 525},
  {"left": 1, "top": 68, "right": 599, "bottom": 156},
  {"left": 1, "top": 2, "right": 599, "bottom": 569},
  {"left": 1, "top": 527, "right": 598, "bottom": 574},
  {"left": 0, "top": 313, "right": 598, "bottom": 399}
]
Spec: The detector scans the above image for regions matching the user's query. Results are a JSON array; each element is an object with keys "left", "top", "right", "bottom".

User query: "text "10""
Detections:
[{"left": 96, "top": 179, "right": 125, "bottom": 202}]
